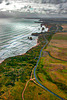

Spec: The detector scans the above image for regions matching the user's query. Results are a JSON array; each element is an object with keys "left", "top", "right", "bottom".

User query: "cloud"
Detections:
[{"left": 0, "top": 0, "right": 2, "bottom": 3}]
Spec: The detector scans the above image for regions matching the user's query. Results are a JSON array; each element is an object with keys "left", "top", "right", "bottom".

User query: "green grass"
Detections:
[
  {"left": 0, "top": 32, "right": 53, "bottom": 100},
  {"left": 36, "top": 30, "right": 67, "bottom": 99},
  {"left": 0, "top": 24, "right": 63, "bottom": 100},
  {"left": 36, "top": 55, "right": 67, "bottom": 99},
  {"left": 24, "top": 81, "right": 60, "bottom": 100},
  {"left": 52, "top": 34, "right": 67, "bottom": 40}
]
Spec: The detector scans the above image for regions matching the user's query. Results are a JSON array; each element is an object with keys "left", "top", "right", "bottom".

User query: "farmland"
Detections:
[
  {"left": 0, "top": 23, "right": 67, "bottom": 100},
  {"left": 36, "top": 24, "right": 67, "bottom": 100}
]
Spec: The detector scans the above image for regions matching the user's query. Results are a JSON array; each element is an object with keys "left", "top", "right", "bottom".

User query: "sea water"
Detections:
[{"left": 0, "top": 18, "right": 41, "bottom": 63}]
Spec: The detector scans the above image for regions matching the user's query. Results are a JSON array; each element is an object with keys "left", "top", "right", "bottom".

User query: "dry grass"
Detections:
[
  {"left": 48, "top": 31, "right": 67, "bottom": 60},
  {"left": 50, "top": 40, "right": 67, "bottom": 48},
  {"left": 62, "top": 24, "right": 67, "bottom": 31},
  {"left": 24, "top": 81, "right": 60, "bottom": 100},
  {"left": 56, "top": 32, "right": 67, "bottom": 35},
  {"left": 37, "top": 27, "right": 67, "bottom": 99}
]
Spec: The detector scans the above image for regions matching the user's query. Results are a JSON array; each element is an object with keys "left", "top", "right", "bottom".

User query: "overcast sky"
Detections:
[{"left": 0, "top": 0, "right": 2, "bottom": 2}]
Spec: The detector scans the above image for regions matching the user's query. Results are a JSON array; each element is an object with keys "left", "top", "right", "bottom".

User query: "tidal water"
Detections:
[{"left": 0, "top": 18, "right": 41, "bottom": 63}]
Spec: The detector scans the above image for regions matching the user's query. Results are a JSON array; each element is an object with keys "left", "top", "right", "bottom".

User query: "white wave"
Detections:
[{"left": 0, "top": 19, "right": 48, "bottom": 63}]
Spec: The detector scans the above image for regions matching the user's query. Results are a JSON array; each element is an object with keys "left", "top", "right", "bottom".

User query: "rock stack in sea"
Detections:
[{"left": 28, "top": 37, "right": 33, "bottom": 40}]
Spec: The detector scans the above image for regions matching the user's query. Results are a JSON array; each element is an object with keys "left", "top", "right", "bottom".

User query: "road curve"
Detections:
[
  {"left": 34, "top": 37, "right": 64, "bottom": 100},
  {"left": 45, "top": 51, "right": 67, "bottom": 62}
]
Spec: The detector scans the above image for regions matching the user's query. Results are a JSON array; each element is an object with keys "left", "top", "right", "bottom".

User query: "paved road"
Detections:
[{"left": 34, "top": 33, "right": 64, "bottom": 100}]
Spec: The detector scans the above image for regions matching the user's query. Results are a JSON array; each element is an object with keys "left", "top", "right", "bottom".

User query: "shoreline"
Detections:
[{"left": 0, "top": 38, "right": 39, "bottom": 64}]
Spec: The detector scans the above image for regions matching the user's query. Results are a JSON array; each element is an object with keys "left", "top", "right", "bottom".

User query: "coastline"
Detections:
[
  {"left": 0, "top": 21, "right": 67, "bottom": 100},
  {"left": 0, "top": 38, "right": 39, "bottom": 64},
  {"left": 0, "top": 60, "right": 4, "bottom": 64}
]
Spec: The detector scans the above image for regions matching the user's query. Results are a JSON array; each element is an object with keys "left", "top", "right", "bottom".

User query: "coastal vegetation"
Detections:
[
  {"left": 0, "top": 23, "right": 66, "bottom": 100},
  {"left": 0, "top": 29, "right": 50, "bottom": 100},
  {"left": 36, "top": 25, "right": 67, "bottom": 99}
]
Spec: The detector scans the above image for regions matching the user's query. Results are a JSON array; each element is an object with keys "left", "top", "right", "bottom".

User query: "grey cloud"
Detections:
[
  {"left": 1, "top": 0, "right": 67, "bottom": 4},
  {"left": 0, "top": 0, "right": 2, "bottom": 3}
]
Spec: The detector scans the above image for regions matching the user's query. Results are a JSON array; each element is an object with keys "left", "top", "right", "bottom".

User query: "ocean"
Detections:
[{"left": 0, "top": 18, "right": 41, "bottom": 63}]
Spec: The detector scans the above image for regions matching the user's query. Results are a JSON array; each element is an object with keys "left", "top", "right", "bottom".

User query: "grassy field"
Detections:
[
  {"left": 24, "top": 81, "right": 60, "bottom": 100},
  {"left": 0, "top": 30, "right": 53, "bottom": 100},
  {"left": 0, "top": 24, "right": 65, "bottom": 100},
  {"left": 36, "top": 25, "right": 67, "bottom": 100},
  {"left": 52, "top": 33, "right": 67, "bottom": 40},
  {"left": 62, "top": 24, "right": 67, "bottom": 31}
]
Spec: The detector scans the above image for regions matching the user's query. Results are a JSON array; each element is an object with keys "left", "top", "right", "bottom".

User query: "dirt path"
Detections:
[
  {"left": 22, "top": 80, "right": 30, "bottom": 100},
  {"left": 22, "top": 67, "right": 36, "bottom": 100}
]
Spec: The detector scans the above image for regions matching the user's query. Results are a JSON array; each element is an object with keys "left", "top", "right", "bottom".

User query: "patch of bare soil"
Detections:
[
  {"left": 49, "top": 63, "right": 66, "bottom": 71},
  {"left": 50, "top": 40, "right": 67, "bottom": 48},
  {"left": 62, "top": 25, "right": 67, "bottom": 31},
  {"left": 47, "top": 38, "right": 67, "bottom": 60},
  {"left": 42, "top": 51, "right": 48, "bottom": 57},
  {"left": 56, "top": 32, "right": 67, "bottom": 35}
]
